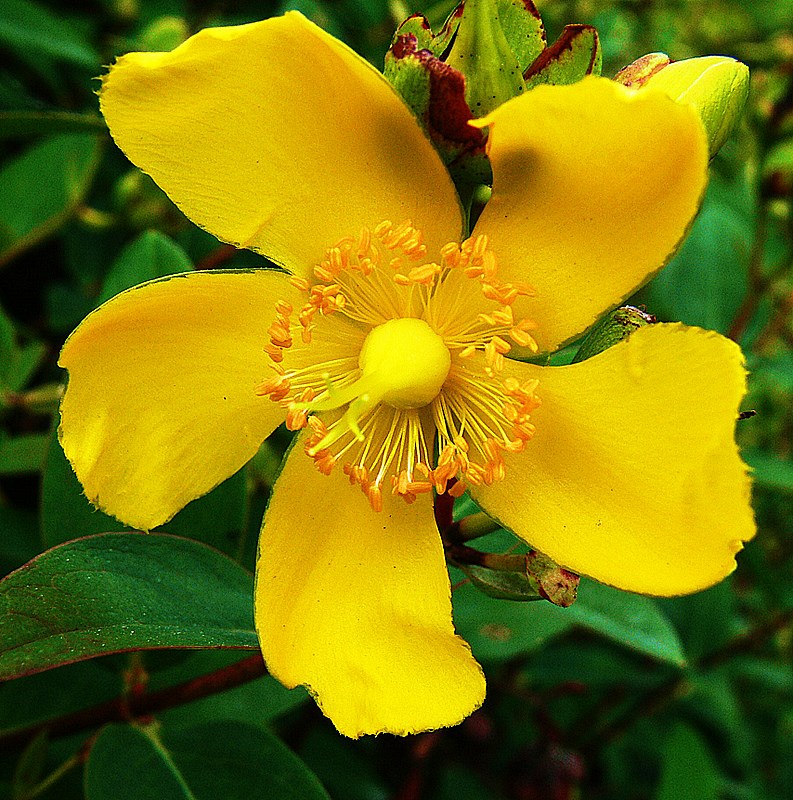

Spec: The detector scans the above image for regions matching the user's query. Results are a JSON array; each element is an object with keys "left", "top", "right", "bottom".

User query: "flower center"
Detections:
[
  {"left": 358, "top": 318, "right": 451, "bottom": 410},
  {"left": 257, "top": 220, "right": 541, "bottom": 511}
]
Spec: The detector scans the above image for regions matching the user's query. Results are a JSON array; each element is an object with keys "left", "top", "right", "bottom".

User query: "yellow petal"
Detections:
[
  {"left": 100, "top": 13, "right": 462, "bottom": 275},
  {"left": 255, "top": 432, "right": 485, "bottom": 737},
  {"left": 473, "top": 77, "right": 709, "bottom": 352},
  {"left": 59, "top": 270, "right": 301, "bottom": 530},
  {"left": 472, "top": 324, "right": 755, "bottom": 595}
]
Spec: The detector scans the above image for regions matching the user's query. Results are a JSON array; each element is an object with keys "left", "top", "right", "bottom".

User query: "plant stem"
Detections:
[
  {"left": 445, "top": 511, "right": 502, "bottom": 543},
  {"left": 577, "top": 608, "right": 793, "bottom": 754},
  {"left": 727, "top": 200, "right": 770, "bottom": 342},
  {"left": 1, "top": 653, "right": 266, "bottom": 750},
  {"left": 20, "top": 750, "right": 83, "bottom": 800}
]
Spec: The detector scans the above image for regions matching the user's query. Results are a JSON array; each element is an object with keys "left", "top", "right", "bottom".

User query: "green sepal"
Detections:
[
  {"left": 460, "top": 561, "right": 545, "bottom": 601},
  {"left": 386, "top": 8, "right": 463, "bottom": 60},
  {"left": 446, "top": 0, "right": 525, "bottom": 118},
  {"left": 385, "top": 18, "right": 489, "bottom": 183},
  {"left": 614, "top": 52, "right": 671, "bottom": 88},
  {"left": 495, "top": 0, "right": 545, "bottom": 72},
  {"left": 524, "top": 24, "right": 602, "bottom": 88},
  {"left": 385, "top": 0, "right": 546, "bottom": 187},
  {"left": 572, "top": 305, "right": 656, "bottom": 363},
  {"left": 383, "top": 39, "right": 432, "bottom": 128},
  {"left": 456, "top": 549, "right": 579, "bottom": 606}
]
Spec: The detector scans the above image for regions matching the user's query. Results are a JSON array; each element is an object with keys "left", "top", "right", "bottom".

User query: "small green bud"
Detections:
[
  {"left": 572, "top": 306, "right": 655, "bottom": 363},
  {"left": 113, "top": 170, "right": 173, "bottom": 229},
  {"left": 637, "top": 55, "right": 750, "bottom": 156},
  {"left": 111, "top": 0, "right": 138, "bottom": 23},
  {"left": 138, "top": 16, "right": 189, "bottom": 52}
]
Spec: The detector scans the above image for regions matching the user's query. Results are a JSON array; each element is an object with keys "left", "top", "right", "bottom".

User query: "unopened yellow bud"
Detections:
[{"left": 640, "top": 55, "right": 749, "bottom": 157}]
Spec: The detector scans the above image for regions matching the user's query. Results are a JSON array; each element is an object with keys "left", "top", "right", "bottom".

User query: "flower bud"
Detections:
[
  {"left": 384, "top": 0, "right": 545, "bottom": 185},
  {"left": 113, "top": 170, "right": 174, "bottom": 230},
  {"left": 455, "top": 549, "right": 579, "bottom": 606},
  {"left": 138, "top": 16, "right": 189, "bottom": 52},
  {"left": 630, "top": 55, "right": 750, "bottom": 156}
]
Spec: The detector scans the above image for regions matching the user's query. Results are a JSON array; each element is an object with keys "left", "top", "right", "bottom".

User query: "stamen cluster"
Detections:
[{"left": 256, "top": 221, "right": 542, "bottom": 511}]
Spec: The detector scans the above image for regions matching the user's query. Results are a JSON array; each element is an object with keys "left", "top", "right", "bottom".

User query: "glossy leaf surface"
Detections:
[{"left": 0, "top": 533, "right": 257, "bottom": 680}]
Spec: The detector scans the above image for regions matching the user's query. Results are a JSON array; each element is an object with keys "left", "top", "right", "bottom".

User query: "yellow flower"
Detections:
[{"left": 58, "top": 14, "right": 755, "bottom": 737}]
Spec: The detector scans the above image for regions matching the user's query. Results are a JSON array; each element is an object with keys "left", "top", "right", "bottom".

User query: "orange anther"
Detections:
[{"left": 289, "top": 276, "right": 310, "bottom": 292}]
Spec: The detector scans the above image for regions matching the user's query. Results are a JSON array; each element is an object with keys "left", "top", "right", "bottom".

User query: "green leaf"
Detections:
[
  {"left": 568, "top": 579, "right": 686, "bottom": 666},
  {"left": 438, "top": 764, "right": 498, "bottom": 800},
  {"left": 0, "top": 301, "right": 47, "bottom": 395},
  {"left": 658, "top": 581, "right": 735, "bottom": 663},
  {"left": 0, "top": 660, "right": 121, "bottom": 736},
  {"left": 524, "top": 24, "right": 602, "bottom": 88},
  {"left": 85, "top": 722, "right": 331, "bottom": 800},
  {"left": 0, "top": 432, "right": 49, "bottom": 474},
  {"left": 682, "top": 673, "right": 751, "bottom": 767},
  {"left": 0, "top": 0, "right": 99, "bottom": 68},
  {"left": 0, "top": 506, "right": 39, "bottom": 577},
  {"left": 744, "top": 450, "right": 793, "bottom": 492},
  {"left": 99, "top": 231, "right": 194, "bottom": 304},
  {"left": 163, "top": 469, "right": 248, "bottom": 557},
  {"left": 161, "top": 676, "right": 307, "bottom": 729},
  {"left": 0, "top": 533, "right": 258, "bottom": 680},
  {"left": 0, "top": 134, "right": 102, "bottom": 268},
  {"left": 41, "top": 430, "right": 247, "bottom": 557},
  {"left": 655, "top": 723, "right": 720, "bottom": 800},
  {"left": 40, "top": 430, "right": 128, "bottom": 544},
  {"left": 44, "top": 282, "right": 96, "bottom": 335},
  {"left": 5, "top": 343, "right": 47, "bottom": 395},
  {"left": 453, "top": 581, "right": 575, "bottom": 661},
  {"left": 454, "top": 577, "right": 685, "bottom": 664},
  {"left": 0, "top": 110, "right": 106, "bottom": 141},
  {"left": 298, "top": 727, "right": 389, "bottom": 800},
  {"left": 527, "top": 638, "right": 667, "bottom": 690},
  {"left": 638, "top": 172, "right": 751, "bottom": 334},
  {"left": 0, "top": 304, "right": 15, "bottom": 381},
  {"left": 138, "top": 651, "right": 308, "bottom": 741}
]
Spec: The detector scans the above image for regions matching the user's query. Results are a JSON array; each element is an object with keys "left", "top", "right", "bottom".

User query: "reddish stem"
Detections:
[
  {"left": 1, "top": 653, "right": 266, "bottom": 749},
  {"left": 195, "top": 244, "right": 238, "bottom": 270}
]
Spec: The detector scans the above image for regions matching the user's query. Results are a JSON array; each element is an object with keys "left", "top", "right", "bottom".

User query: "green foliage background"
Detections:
[{"left": 1, "top": 0, "right": 792, "bottom": 798}]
